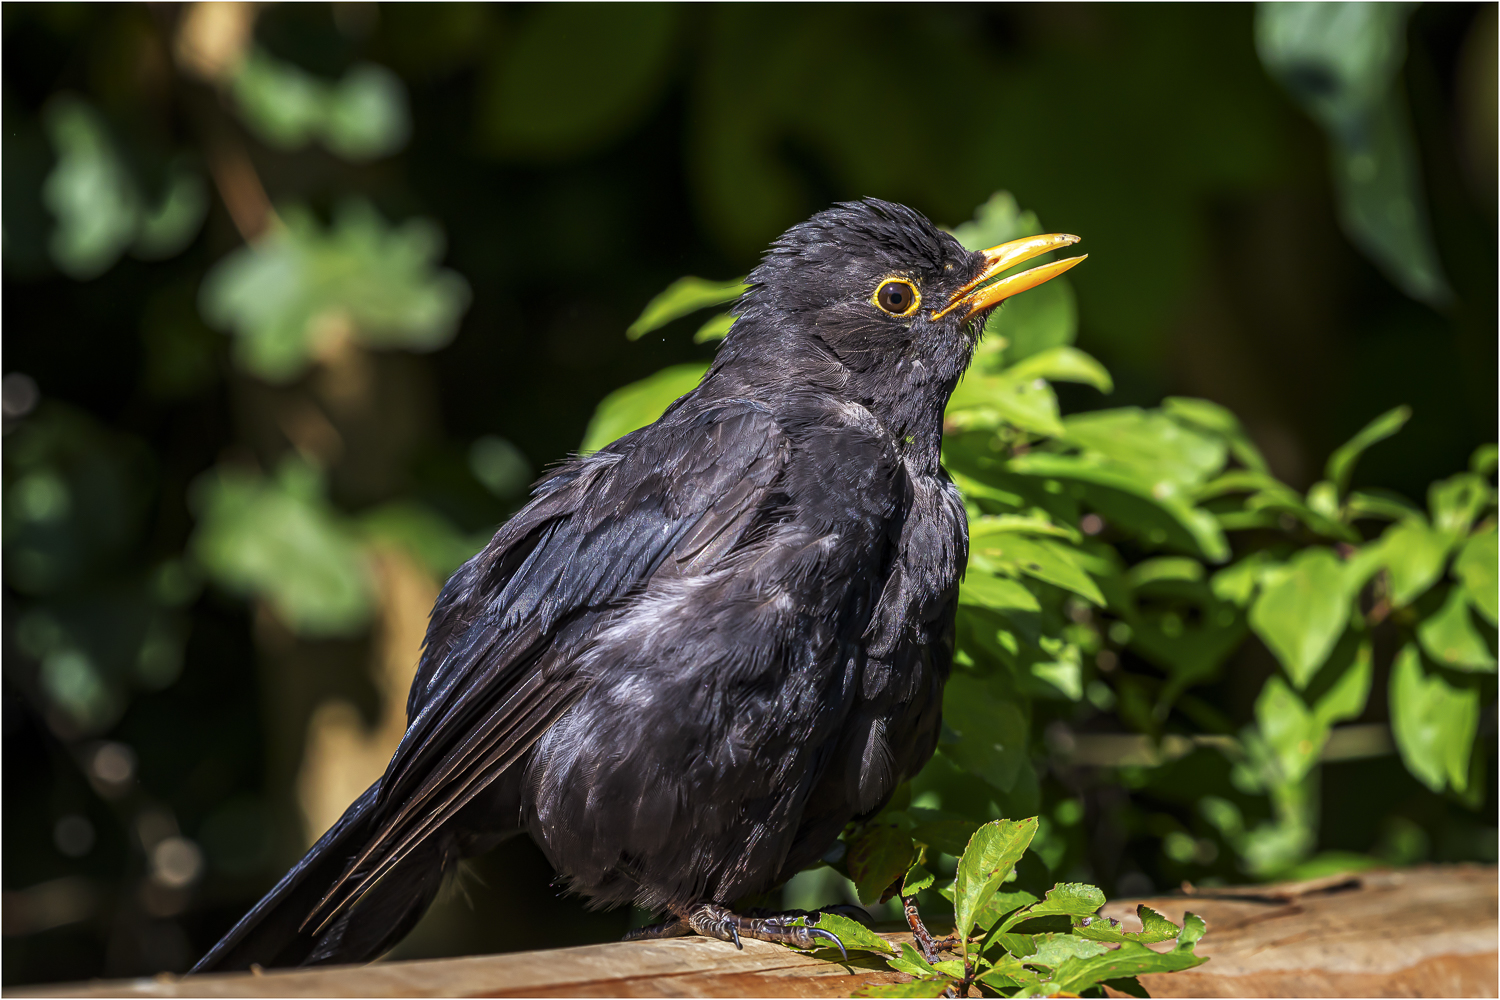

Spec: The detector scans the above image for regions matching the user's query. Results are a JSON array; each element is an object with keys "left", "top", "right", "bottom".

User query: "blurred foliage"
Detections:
[
  {"left": 2, "top": 1, "right": 1494, "bottom": 987},
  {"left": 199, "top": 200, "right": 470, "bottom": 382}
]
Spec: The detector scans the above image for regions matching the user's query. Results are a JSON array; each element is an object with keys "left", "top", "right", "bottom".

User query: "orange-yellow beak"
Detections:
[{"left": 932, "top": 233, "right": 1086, "bottom": 320}]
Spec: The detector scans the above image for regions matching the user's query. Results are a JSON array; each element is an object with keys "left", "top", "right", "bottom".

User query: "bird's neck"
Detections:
[{"left": 855, "top": 359, "right": 959, "bottom": 477}]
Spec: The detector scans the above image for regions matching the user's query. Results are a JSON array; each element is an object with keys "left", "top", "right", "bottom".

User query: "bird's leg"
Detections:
[
  {"left": 683, "top": 902, "right": 848, "bottom": 961},
  {"left": 621, "top": 915, "right": 693, "bottom": 941}
]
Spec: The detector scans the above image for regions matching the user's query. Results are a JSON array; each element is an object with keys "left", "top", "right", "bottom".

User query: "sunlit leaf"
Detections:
[
  {"left": 200, "top": 200, "right": 471, "bottom": 383},
  {"left": 627, "top": 276, "right": 747, "bottom": 339},
  {"left": 1373, "top": 517, "right": 1452, "bottom": 606},
  {"left": 957, "top": 572, "right": 1041, "bottom": 616},
  {"left": 1162, "top": 396, "right": 1270, "bottom": 474},
  {"left": 971, "top": 534, "right": 1104, "bottom": 607},
  {"left": 1389, "top": 643, "right": 1479, "bottom": 793},
  {"left": 190, "top": 460, "right": 374, "bottom": 637},
  {"left": 1025, "top": 932, "right": 1108, "bottom": 966},
  {"left": 787, "top": 911, "right": 896, "bottom": 956},
  {"left": 1453, "top": 527, "right": 1498, "bottom": 625},
  {"left": 1050, "top": 939, "right": 1207, "bottom": 993},
  {"left": 1000, "top": 882, "right": 1105, "bottom": 933},
  {"left": 693, "top": 311, "right": 736, "bottom": 343},
  {"left": 1253, "top": 676, "right": 1322, "bottom": 785},
  {"left": 1416, "top": 586, "right": 1496, "bottom": 672},
  {"left": 579, "top": 362, "right": 710, "bottom": 453},
  {"left": 1428, "top": 473, "right": 1493, "bottom": 540},
  {"left": 42, "top": 95, "right": 141, "bottom": 279},
  {"left": 1248, "top": 547, "right": 1355, "bottom": 687},
  {"left": 953, "top": 818, "right": 1038, "bottom": 943}
]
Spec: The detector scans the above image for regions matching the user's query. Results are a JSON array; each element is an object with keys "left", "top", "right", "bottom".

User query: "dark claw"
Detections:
[
  {"left": 810, "top": 926, "right": 847, "bottom": 962},
  {"left": 730, "top": 924, "right": 742, "bottom": 949}
]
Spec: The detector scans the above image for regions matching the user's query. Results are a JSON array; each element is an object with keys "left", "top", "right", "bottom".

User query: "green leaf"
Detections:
[
  {"left": 322, "top": 63, "right": 411, "bottom": 161},
  {"left": 1135, "top": 905, "right": 1186, "bottom": 944},
  {"left": 968, "top": 890, "right": 1041, "bottom": 935},
  {"left": 941, "top": 671, "right": 1029, "bottom": 793},
  {"left": 1025, "top": 933, "right": 1109, "bottom": 966},
  {"left": 1416, "top": 586, "right": 1496, "bottom": 672},
  {"left": 953, "top": 818, "right": 1039, "bottom": 943},
  {"left": 626, "top": 276, "right": 746, "bottom": 339},
  {"left": 1005, "top": 452, "right": 1230, "bottom": 562},
  {"left": 1072, "top": 904, "right": 1181, "bottom": 945},
  {"left": 1050, "top": 939, "right": 1208, "bottom": 993},
  {"left": 1178, "top": 912, "right": 1207, "bottom": 948},
  {"left": 693, "top": 311, "right": 736, "bottom": 343},
  {"left": 971, "top": 534, "right": 1104, "bottom": 606},
  {"left": 1325, "top": 405, "right": 1411, "bottom": 495},
  {"left": 1471, "top": 444, "right": 1498, "bottom": 476},
  {"left": 887, "top": 941, "right": 940, "bottom": 977},
  {"left": 1312, "top": 640, "right": 1373, "bottom": 728},
  {"left": 190, "top": 460, "right": 374, "bottom": 637},
  {"left": 947, "top": 369, "right": 1064, "bottom": 438},
  {"left": 901, "top": 861, "right": 936, "bottom": 896},
  {"left": 1374, "top": 518, "right": 1453, "bottom": 606},
  {"left": 847, "top": 813, "right": 915, "bottom": 906},
  {"left": 853, "top": 978, "right": 957, "bottom": 998},
  {"left": 1162, "top": 396, "right": 1270, "bottom": 474},
  {"left": 579, "top": 362, "right": 709, "bottom": 453},
  {"left": 42, "top": 95, "right": 144, "bottom": 279},
  {"left": 1000, "top": 882, "right": 1105, "bottom": 933},
  {"left": 199, "top": 200, "right": 471, "bottom": 383},
  {"left": 1389, "top": 643, "right": 1480, "bottom": 793},
  {"left": 1428, "top": 473, "right": 1493, "bottom": 540},
  {"left": 1210, "top": 552, "right": 1278, "bottom": 607},
  {"left": 1453, "top": 526, "right": 1498, "bottom": 625},
  {"left": 1253, "top": 676, "right": 1322, "bottom": 784},
  {"left": 1248, "top": 547, "right": 1354, "bottom": 688},
  {"left": 1345, "top": 488, "right": 1424, "bottom": 523},
  {"left": 788, "top": 911, "right": 897, "bottom": 956},
  {"left": 958, "top": 572, "right": 1042, "bottom": 616},
  {"left": 908, "top": 809, "right": 981, "bottom": 858},
  {"left": 976, "top": 954, "right": 1041, "bottom": 988},
  {"left": 1004, "top": 346, "right": 1113, "bottom": 394}
]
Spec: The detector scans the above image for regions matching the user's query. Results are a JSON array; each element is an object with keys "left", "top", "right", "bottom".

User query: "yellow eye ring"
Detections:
[{"left": 872, "top": 278, "right": 920, "bottom": 317}]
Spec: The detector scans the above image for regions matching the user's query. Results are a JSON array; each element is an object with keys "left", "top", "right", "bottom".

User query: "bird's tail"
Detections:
[{"left": 190, "top": 783, "right": 459, "bottom": 973}]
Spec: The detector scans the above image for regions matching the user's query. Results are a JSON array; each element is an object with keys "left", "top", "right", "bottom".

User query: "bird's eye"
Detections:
[{"left": 873, "top": 279, "right": 919, "bottom": 316}]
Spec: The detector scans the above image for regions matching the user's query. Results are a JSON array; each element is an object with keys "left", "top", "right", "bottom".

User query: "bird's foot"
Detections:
[{"left": 684, "top": 903, "right": 848, "bottom": 961}]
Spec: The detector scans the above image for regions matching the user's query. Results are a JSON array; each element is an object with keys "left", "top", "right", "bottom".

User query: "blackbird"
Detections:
[{"left": 192, "top": 198, "right": 1083, "bottom": 971}]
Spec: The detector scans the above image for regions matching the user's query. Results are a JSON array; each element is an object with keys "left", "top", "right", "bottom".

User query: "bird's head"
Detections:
[{"left": 714, "top": 198, "right": 1085, "bottom": 465}]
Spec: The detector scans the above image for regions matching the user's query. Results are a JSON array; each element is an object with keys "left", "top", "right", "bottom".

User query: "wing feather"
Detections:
[{"left": 305, "top": 400, "right": 789, "bottom": 929}]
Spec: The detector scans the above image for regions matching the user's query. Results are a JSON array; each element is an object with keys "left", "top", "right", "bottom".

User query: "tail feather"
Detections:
[{"left": 190, "top": 784, "right": 423, "bottom": 973}]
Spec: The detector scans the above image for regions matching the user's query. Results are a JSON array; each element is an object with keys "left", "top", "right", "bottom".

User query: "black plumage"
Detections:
[{"left": 193, "top": 198, "right": 1081, "bottom": 970}]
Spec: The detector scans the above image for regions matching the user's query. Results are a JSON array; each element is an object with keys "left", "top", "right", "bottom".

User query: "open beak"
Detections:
[{"left": 932, "top": 233, "right": 1086, "bottom": 320}]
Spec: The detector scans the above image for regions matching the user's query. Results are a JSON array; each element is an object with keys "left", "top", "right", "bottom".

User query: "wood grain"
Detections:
[{"left": 9, "top": 865, "right": 1493, "bottom": 998}]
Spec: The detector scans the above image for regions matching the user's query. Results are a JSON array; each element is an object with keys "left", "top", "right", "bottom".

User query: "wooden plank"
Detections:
[{"left": 10, "top": 865, "right": 1495, "bottom": 998}]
